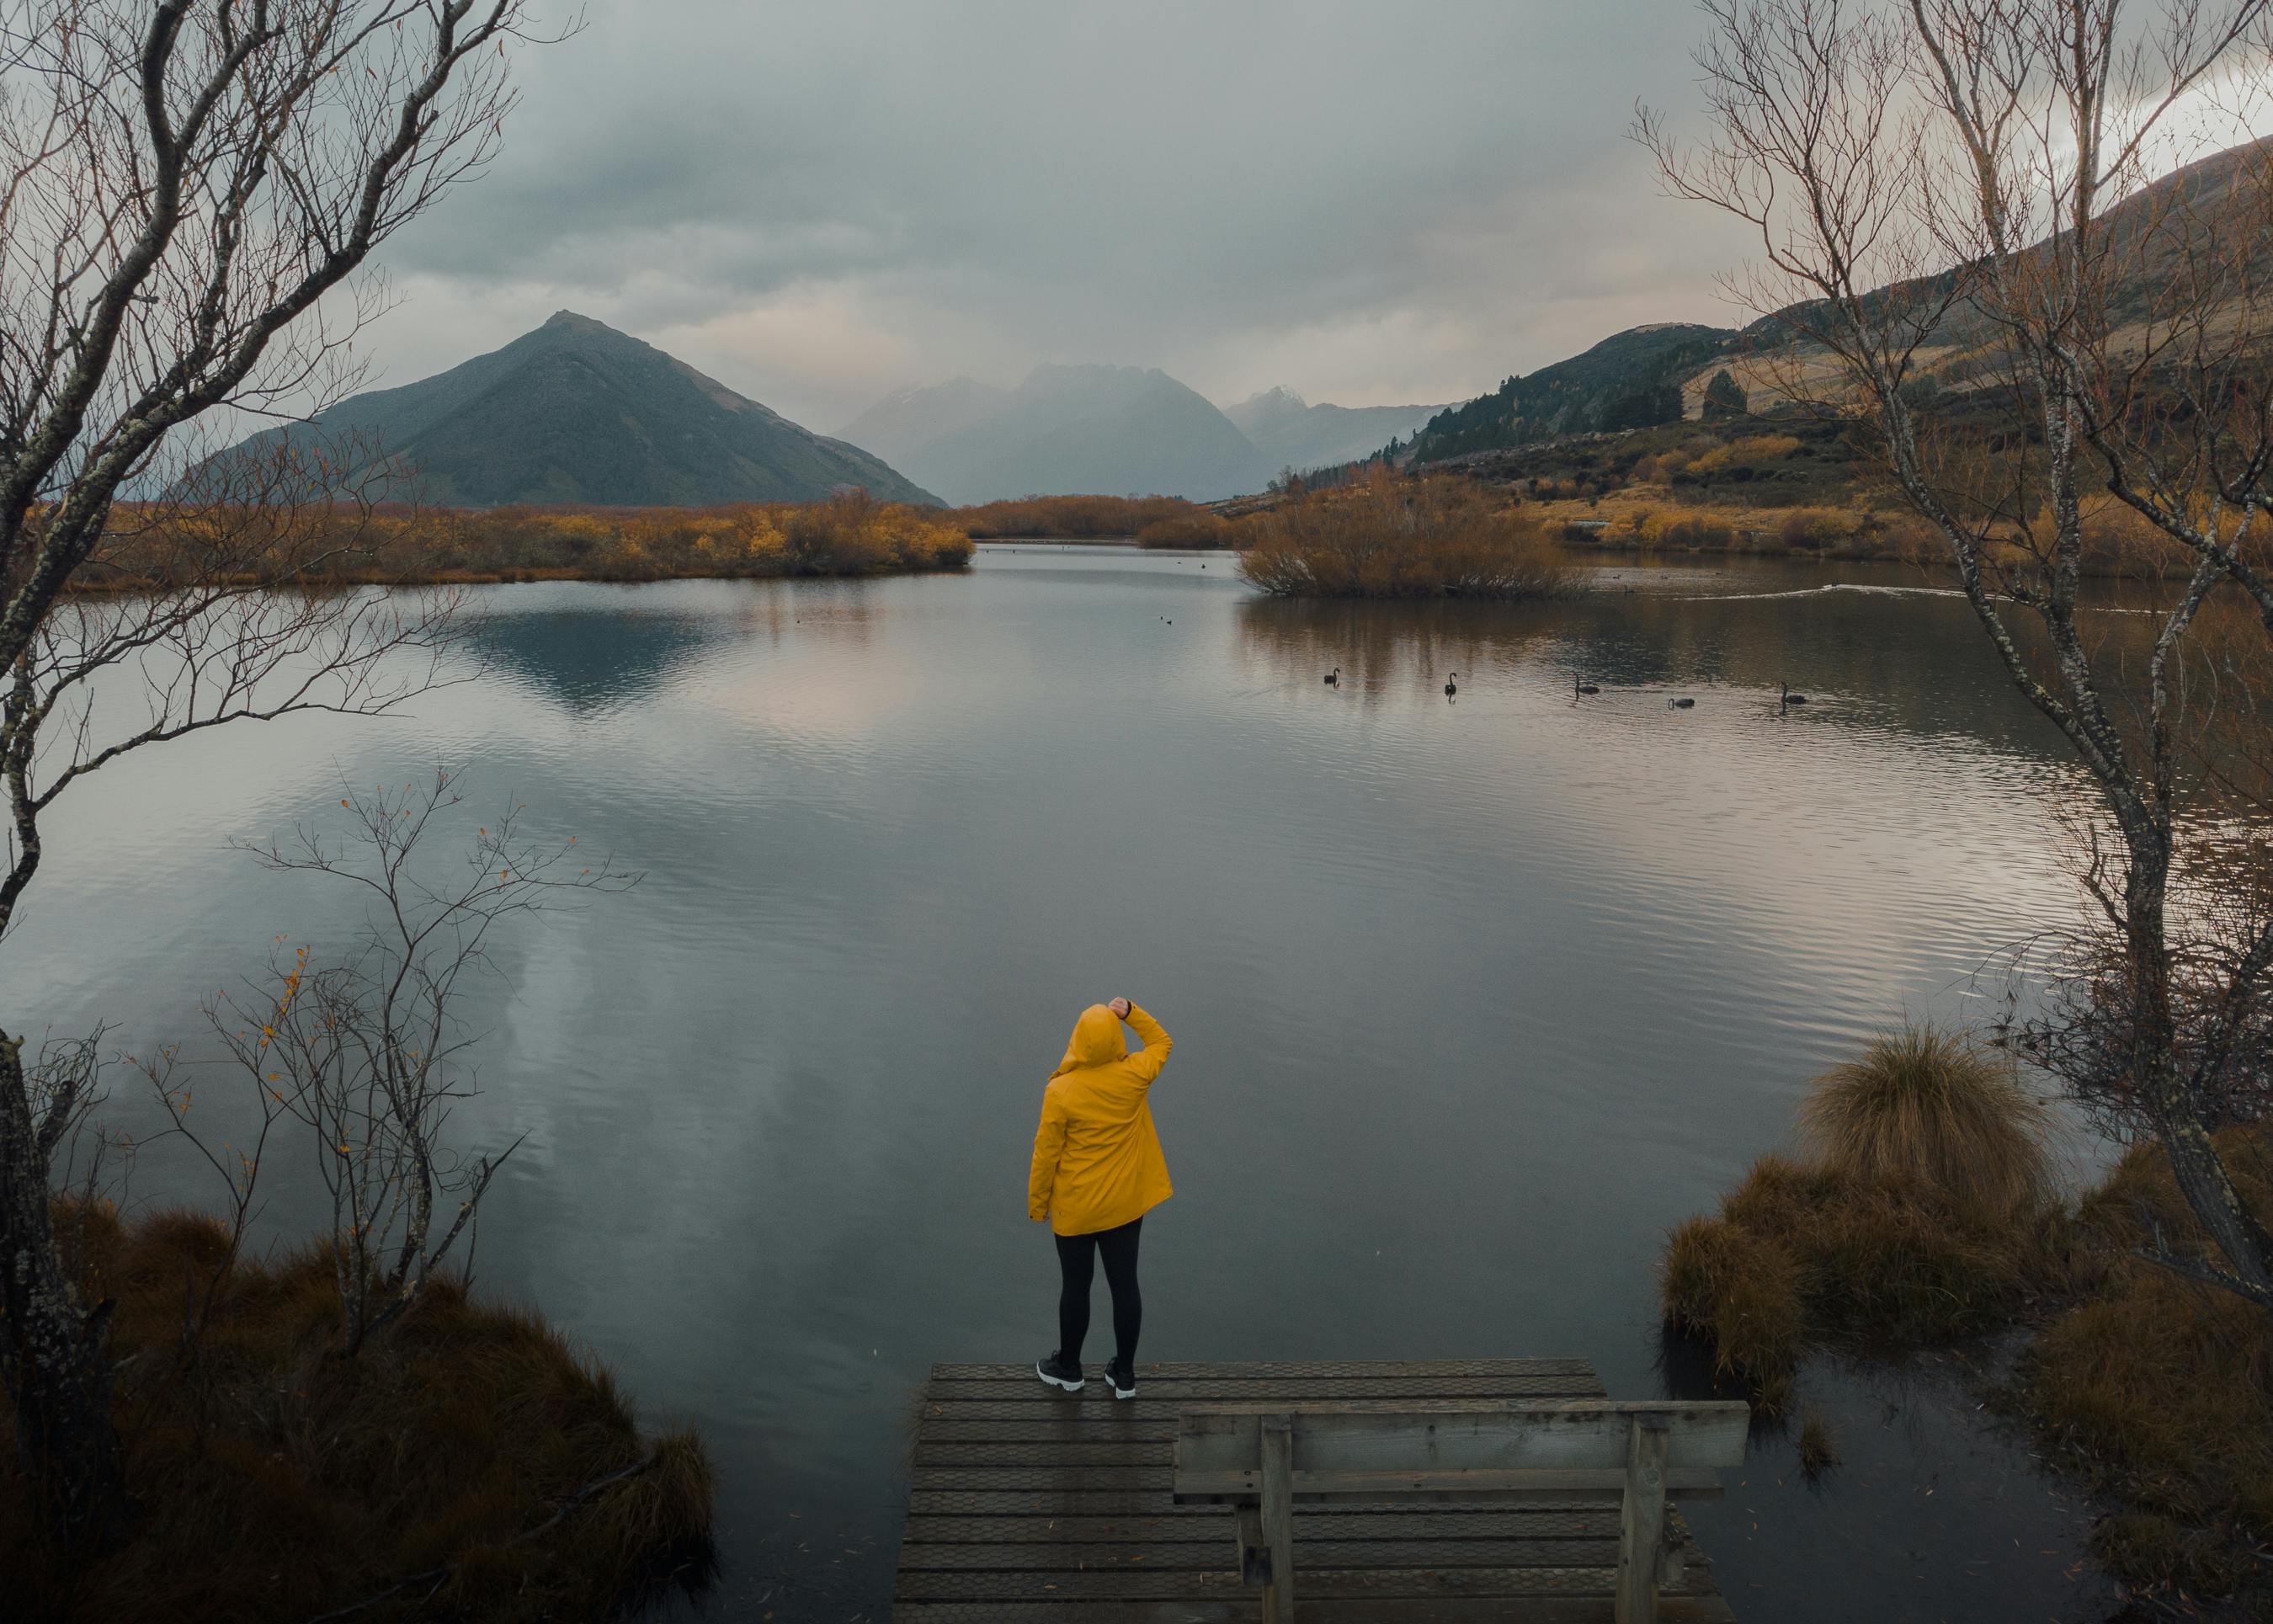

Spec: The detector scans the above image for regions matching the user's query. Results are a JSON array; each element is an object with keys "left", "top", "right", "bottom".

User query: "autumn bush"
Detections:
[
  {"left": 83, "top": 492, "right": 972, "bottom": 589},
  {"left": 1, "top": 1203, "right": 714, "bottom": 1624},
  {"left": 1775, "top": 507, "right": 1852, "bottom": 551},
  {"left": 1240, "top": 471, "right": 1570, "bottom": 599},
  {"left": 953, "top": 494, "right": 1204, "bottom": 539}
]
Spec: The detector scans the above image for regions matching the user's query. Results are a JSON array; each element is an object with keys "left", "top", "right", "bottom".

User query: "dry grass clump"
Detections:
[
  {"left": 1801, "top": 1025, "right": 2052, "bottom": 1213},
  {"left": 1240, "top": 470, "right": 1570, "bottom": 599},
  {"left": 1775, "top": 507, "right": 1853, "bottom": 551},
  {"left": 1796, "top": 1405, "right": 1841, "bottom": 1478},
  {"left": 1662, "top": 1209, "right": 1806, "bottom": 1408},
  {"left": 1, "top": 1204, "right": 714, "bottom": 1624},
  {"left": 2014, "top": 1126, "right": 2273, "bottom": 1598},
  {"left": 955, "top": 494, "right": 1202, "bottom": 538},
  {"left": 1690, "top": 434, "right": 1802, "bottom": 475}
]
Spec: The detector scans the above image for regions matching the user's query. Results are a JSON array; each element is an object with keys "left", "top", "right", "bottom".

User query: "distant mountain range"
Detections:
[
  {"left": 1222, "top": 387, "right": 1446, "bottom": 477},
  {"left": 837, "top": 367, "right": 1441, "bottom": 503},
  {"left": 215, "top": 311, "right": 936, "bottom": 508}
]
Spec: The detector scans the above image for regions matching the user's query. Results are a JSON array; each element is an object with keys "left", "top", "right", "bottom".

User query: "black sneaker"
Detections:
[
  {"left": 1105, "top": 1358, "right": 1136, "bottom": 1400},
  {"left": 1036, "top": 1350, "right": 1085, "bottom": 1392}
]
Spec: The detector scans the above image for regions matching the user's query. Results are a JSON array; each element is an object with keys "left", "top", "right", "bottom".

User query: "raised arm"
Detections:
[
  {"left": 1121, "top": 1001, "right": 1173, "bottom": 1084},
  {"left": 1029, "top": 1087, "right": 1068, "bottom": 1222}
]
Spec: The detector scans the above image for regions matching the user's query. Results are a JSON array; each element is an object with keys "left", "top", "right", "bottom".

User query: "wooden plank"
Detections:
[
  {"left": 1174, "top": 1403, "right": 1751, "bottom": 1476},
  {"left": 894, "top": 1536, "right": 1632, "bottom": 1570},
  {"left": 894, "top": 1564, "right": 1722, "bottom": 1600},
  {"left": 921, "top": 1374, "right": 1609, "bottom": 1402},
  {"left": 901, "top": 1510, "right": 1639, "bottom": 1543},
  {"left": 903, "top": 1488, "right": 1679, "bottom": 1516},
  {"left": 918, "top": 1440, "right": 1179, "bottom": 1466},
  {"left": 891, "top": 1597, "right": 1739, "bottom": 1622},
  {"left": 1174, "top": 1467, "right": 1727, "bottom": 1504},
  {"left": 912, "top": 1465, "right": 1179, "bottom": 1492},
  {"left": 927, "top": 1359, "right": 1598, "bottom": 1381},
  {"left": 904, "top": 1401, "right": 1618, "bottom": 1437}
]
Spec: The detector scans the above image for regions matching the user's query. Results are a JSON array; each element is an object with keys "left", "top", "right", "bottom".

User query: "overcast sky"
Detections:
[{"left": 363, "top": 0, "right": 1770, "bottom": 431}]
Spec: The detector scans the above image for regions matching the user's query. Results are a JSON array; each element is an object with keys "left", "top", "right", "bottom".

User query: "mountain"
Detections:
[
  {"left": 1405, "top": 323, "right": 1739, "bottom": 465},
  {"left": 1222, "top": 387, "right": 1446, "bottom": 477},
  {"left": 216, "top": 311, "right": 936, "bottom": 507},
  {"left": 838, "top": 365, "right": 1264, "bottom": 503}
]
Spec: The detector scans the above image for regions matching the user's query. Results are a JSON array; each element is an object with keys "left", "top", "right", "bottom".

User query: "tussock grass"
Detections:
[
  {"left": 1800, "top": 1025, "right": 2052, "bottom": 1213},
  {"left": 2, "top": 1204, "right": 714, "bottom": 1624}
]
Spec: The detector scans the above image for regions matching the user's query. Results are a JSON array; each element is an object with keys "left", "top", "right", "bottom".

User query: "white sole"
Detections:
[{"left": 1036, "top": 1361, "right": 1085, "bottom": 1392}]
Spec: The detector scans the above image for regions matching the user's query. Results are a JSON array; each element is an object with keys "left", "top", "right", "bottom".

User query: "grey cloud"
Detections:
[{"left": 371, "top": 0, "right": 1762, "bottom": 429}]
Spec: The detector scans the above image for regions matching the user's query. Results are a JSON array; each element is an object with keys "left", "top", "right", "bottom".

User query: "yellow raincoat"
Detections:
[{"left": 1028, "top": 1003, "right": 1174, "bottom": 1237}]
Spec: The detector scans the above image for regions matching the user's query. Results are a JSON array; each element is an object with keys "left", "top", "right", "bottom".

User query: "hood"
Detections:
[{"left": 1052, "top": 1004, "right": 1126, "bottom": 1076}]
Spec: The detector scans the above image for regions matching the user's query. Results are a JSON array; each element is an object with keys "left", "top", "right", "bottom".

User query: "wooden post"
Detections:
[
  {"left": 1616, "top": 1415, "right": 1670, "bottom": 1624},
  {"left": 1259, "top": 1413, "right": 1296, "bottom": 1624},
  {"left": 1235, "top": 1503, "right": 1270, "bottom": 1588}
]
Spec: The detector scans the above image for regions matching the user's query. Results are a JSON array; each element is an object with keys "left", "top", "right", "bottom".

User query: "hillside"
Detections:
[
  {"left": 1222, "top": 388, "right": 1445, "bottom": 477},
  {"left": 838, "top": 365, "right": 1265, "bottom": 503},
  {"left": 1403, "top": 324, "right": 1738, "bottom": 464},
  {"left": 216, "top": 311, "right": 936, "bottom": 508}
]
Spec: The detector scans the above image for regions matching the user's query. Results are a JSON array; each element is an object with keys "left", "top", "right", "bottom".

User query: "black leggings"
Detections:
[{"left": 1055, "top": 1217, "right": 1142, "bottom": 1367}]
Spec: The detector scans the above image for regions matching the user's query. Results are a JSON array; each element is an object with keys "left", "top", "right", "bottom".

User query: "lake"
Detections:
[{"left": 11, "top": 545, "right": 2132, "bottom": 1621}]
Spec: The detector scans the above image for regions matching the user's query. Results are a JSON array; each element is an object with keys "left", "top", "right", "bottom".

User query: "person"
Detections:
[{"left": 1028, "top": 995, "right": 1174, "bottom": 1399}]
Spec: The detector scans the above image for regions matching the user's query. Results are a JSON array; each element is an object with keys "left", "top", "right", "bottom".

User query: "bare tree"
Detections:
[
  {"left": 207, "top": 769, "right": 634, "bottom": 1355},
  {"left": 1640, "top": 0, "right": 2273, "bottom": 1301},
  {"left": 0, "top": 0, "right": 552, "bottom": 1543}
]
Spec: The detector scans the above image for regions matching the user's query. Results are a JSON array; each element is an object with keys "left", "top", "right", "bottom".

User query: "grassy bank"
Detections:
[
  {"left": 86, "top": 491, "right": 973, "bottom": 588},
  {"left": 2, "top": 1205, "right": 713, "bottom": 1624},
  {"left": 1240, "top": 472, "right": 1570, "bottom": 599},
  {"left": 1663, "top": 1026, "right": 2273, "bottom": 1604}
]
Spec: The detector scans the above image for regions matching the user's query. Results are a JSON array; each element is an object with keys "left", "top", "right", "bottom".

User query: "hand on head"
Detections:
[{"left": 1109, "top": 997, "right": 1131, "bottom": 1020}]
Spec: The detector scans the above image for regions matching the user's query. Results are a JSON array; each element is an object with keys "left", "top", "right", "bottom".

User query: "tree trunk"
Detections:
[
  {"left": 0, "top": 1033, "right": 122, "bottom": 1547},
  {"left": 2126, "top": 835, "right": 2273, "bottom": 1302}
]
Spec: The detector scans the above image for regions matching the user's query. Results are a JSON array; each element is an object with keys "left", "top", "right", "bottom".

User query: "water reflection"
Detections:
[
  {"left": 9, "top": 549, "right": 2134, "bottom": 1622},
  {"left": 472, "top": 599, "right": 734, "bottom": 712}
]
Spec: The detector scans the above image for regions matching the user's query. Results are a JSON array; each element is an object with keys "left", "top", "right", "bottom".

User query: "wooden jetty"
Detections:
[{"left": 894, "top": 1358, "right": 1738, "bottom": 1622}]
